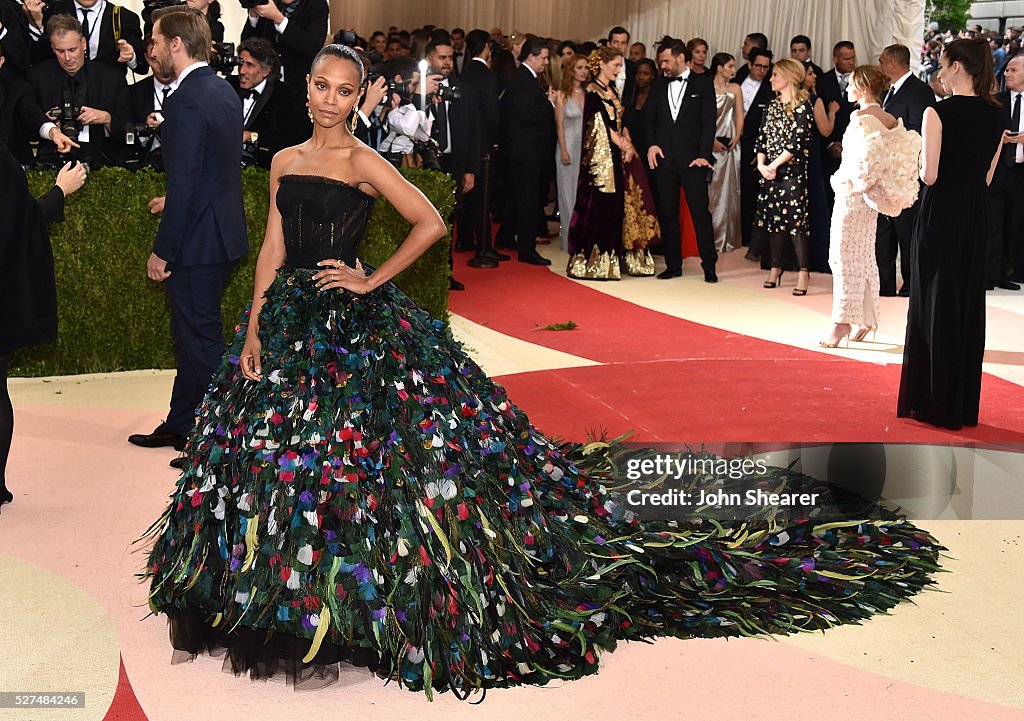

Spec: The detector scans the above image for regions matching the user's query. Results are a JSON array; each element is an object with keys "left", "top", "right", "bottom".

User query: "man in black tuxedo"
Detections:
[
  {"left": 126, "top": 38, "right": 175, "bottom": 168},
  {"left": 733, "top": 32, "right": 768, "bottom": 84},
  {"left": 455, "top": 29, "right": 504, "bottom": 264},
  {"left": 495, "top": 36, "right": 555, "bottom": 265},
  {"left": 129, "top": 7, "right": 247, "bottom": 462},
  {"left": 241, "top": 0, "right": 327, "bottom": 96},
  {"left": 789, "top": 34, "right": 824, "bottom": 81},
  {"left": 987, "top": 54, "right": 1024, "bottom": 290},
  {"left": 228, "top": 37, "right": 310, "bottom": 169},
  {"left": 29, "top": 14, "right": 130, "bottom": 168},
  {"left": 608, "top": 26, "right": 635, "bottom": 103},
  {"left": 450, "top": 27, "right": 466, "bottom": 76},
  {"left": 34, "top": 0, "right": 147, "bottom": 76},
  {"left": 738, "top": 47, "right": 773, "bottom": 249},
  {"left": 426, "top": 35, "right": 479, "bottom": 288},
  {"left": 645, "top": 39, "right": 718, "bottom": 281},
  {"left": 0, "top": 0, "right": 31, "bottom": 73},
  {"left": 877, "top": 43, "right": 936, "bottom": 297},
  {"left": 817, "top": 40, "right": 857, "bottom": 201}
]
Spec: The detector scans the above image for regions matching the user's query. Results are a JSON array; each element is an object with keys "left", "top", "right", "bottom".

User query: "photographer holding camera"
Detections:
[
  {"left": 30, "top": 0, "right": 148, "bottom": 77},
  {"left": 227, "top": 36, "right": 308, "bottom": 168},
  {"left": 125, "top": 37, "right": 176, "bottom": 168},
  {"left": 377, "top": 54, "right": 439, "bottom": 169},
  {"left": 29, "top": 14, "right": 130, "bottom": 168},
  {"left": 240, "top": 0, "right": 327, "bottom": 95}
]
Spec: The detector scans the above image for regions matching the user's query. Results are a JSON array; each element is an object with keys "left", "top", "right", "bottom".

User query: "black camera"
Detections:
[
  {"left": 124, "top": 123, "right": 164, "bottom": 171},
  {"left": 48, "top": 85, "right": 81, "bottom": 145},
  {"left": 435, "top": 83, "right": 462, "bottom": 102},
  {"left": 238, "top": 0, "right": 269, "bottom": 8},
  {"left": 210, "top": 42, "right": 240, "bottom": 73}
]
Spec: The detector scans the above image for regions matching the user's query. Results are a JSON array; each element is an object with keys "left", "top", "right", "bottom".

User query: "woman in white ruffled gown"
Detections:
[{"left": 821, "top": 66, "right": 921, "bottom": 348}]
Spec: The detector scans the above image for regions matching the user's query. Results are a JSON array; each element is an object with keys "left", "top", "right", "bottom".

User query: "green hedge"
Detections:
[{"left": 13, "top": 166, "right": 455, "bottom": 377}]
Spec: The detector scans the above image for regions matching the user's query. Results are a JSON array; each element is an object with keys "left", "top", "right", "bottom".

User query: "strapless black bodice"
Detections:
[{"left": 276, "top": 175, "right": 375, "bottom": 269}]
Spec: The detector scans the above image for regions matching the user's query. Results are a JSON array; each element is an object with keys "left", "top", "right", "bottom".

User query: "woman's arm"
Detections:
[
  {"left": 813, "top": 96, "right": 838, "bottom": 137},
  {"left": 987, "top": 131, "right": 1004, "bottom": 187},
  {"left": 316, "top": 146, "right": 446, "bottom": 295},
  {"left": 920, "top": 106, "right": 941, "bottom": 185},
  {"left": 554, "top": 92, "right": 571, "bottom": 163},
  {"left": 729, "top": 84, "right": 744, "bottom": 149},
  {"left": 238, "top": 150, "right": 290, "bottom": 381}
]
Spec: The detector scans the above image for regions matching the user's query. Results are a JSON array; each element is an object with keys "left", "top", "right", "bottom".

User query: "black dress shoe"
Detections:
[
  {"left": 897, "top": 286, "right": 910, "bottom": 297},
  {"left": 518, "top": 253, "right": 551, "bottom": 266},
  {"left": 704, "top": 270, "right": 719, "bottom": 283},
  {"left": 657, "top": 268, "right": 682, "bottom": 279},
  {"left": 129, "top": 423, "right": 185, "bottom": 451},
  {"left": 482, "top": 250, "right": 511, "bottom": 261},
  {"left": 449, "top": 277, "right": 465, "bottom": 291},
  {"left": 996, "top": 278, "right": 1021, "bottom": 291},
  {"left": 169, "top": 456, "right": 186, "bottom": 470}
]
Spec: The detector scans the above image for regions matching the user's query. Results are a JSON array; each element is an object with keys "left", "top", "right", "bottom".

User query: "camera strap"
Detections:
[{"left": 112, "top": 5, "right": 121, "bottom": 42}]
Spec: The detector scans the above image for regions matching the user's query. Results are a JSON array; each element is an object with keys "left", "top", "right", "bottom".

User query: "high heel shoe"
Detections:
[
  {"left": 763, "top": 270, "right": 783, "bottom": 288},
  {"left": 792, "top": 269, "right": 810, "bottom": 296},
  {"left": 851, "top": 326, "right": 877, "bottom": 342},
  {"left": 819, "top": 323, "right": 851, "bottom": 348}
]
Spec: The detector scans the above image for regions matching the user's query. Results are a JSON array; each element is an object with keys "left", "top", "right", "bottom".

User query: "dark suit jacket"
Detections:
[
  {"left": 882, "top": 73, "right": 935, "bottom": 134},
  {"left": 37, "top": 1, "right": 148, "bottom": 76},
  {"left": 816, "top": 67, "right": 856, "bottom": 145},
  {"left": 458, "top": 57, "right": 500, "bottom": 154},
  {"left": 153, "top": 65, "right": 247, "bottom": 266},
  {"left": 500, "top": 64, "right": 554, "bottom": 165},
  {"left": 1, "top": 0, "right": 32, "bottom": 73},
  {"left": 240, "top": 0, "right": 328, "bottom": 93},
  {"left": 27, "top": 58, "right": 131, "bottom": 166},
  {"left": 992, "top": 89, "right": 1020, "bottom": 188},
  {"left": 740, "top": 77, "right": 774, "bottom": 141},
  {"left": 228, "top": 74, "right": 311, "bottom": 169},
  {"left": 617, "top": 58, "right": 636, "bottom": 110},
  {"left": 643, "top": 72, "right": 717, "bottom": 167},
  {"left": 129, "top": 74, "right": 159, "bottom": 123},
  {"left": 435, "top": 77, "right": 480, "bottom": 180},
  {"left": 0, "top": 66, "right": 48, "bottom": 144}
]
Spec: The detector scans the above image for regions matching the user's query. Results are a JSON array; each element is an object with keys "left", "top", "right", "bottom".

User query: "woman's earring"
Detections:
[{"left": 350, "top": 111, "right": 359, "bottom": 133}]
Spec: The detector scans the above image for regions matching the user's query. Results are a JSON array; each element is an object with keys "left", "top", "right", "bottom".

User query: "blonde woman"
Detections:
[
  {"left": 821, "top": 66, "right": 899, "bottom": 347},
  {"left": 754, "top": 57, "right": 814, "bottom": 294}
]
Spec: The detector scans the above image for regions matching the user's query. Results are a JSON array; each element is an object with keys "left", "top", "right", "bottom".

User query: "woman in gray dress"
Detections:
[
  {"left": 555, "top": 54, "right": 589, "bottom": 251},
  {"left": 708, "top": 53, "right": 744, "bottom": 253}
]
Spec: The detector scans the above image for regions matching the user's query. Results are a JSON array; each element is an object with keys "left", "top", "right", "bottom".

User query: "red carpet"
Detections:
[{"left": 449, "top": 257, "right": 1024, "bottom": 446}]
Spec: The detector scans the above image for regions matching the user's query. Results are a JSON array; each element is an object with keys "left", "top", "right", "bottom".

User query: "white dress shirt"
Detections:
[
  {"left": 741, "top": 75, "right": 761, "bottom": 113},
  {"left": 74, "top": 0, "right": 138, "bottom": 70},
  {"left": 668, "top": 68, "right": 690, "bottom": 121},
  {"left": 1012, "top": 90, "right": 1024, "bottom": 164},
  {"left": 615, "top": 62, "right": 627, "bottom": 96},
  {"left": 169, "top": 61, "right": 209, "bottom": 92},
  {"left": 242, "top": 78, "right": 268, "bottom": 125}
]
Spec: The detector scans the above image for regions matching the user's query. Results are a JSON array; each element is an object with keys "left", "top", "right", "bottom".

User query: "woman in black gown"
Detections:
[
  {"left": 142, "top": 44, "right": 944, "bottom": 699},
  {"left": 0, "top": 148, "right": 86, "bottom": 512},
  {"left": 897, "top": 38, "right": 1005, "bottom": 430}
]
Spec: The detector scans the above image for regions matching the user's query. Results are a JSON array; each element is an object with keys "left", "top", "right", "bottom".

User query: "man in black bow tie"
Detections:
[
  {"left": 644, "top": 38, "right": 718, "bottom": 281},
  {"left": 451, "top": 27, "right": 466, "bottom": 76}
]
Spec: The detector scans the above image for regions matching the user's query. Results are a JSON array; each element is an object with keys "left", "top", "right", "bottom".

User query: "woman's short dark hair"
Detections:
[
  {"left": 557, "top": 40, "right": 578, "bottom": 56},
  {"left": 311, "top": 43, "right": 366, "bottom": 84},
  {"left": 465, "top": 29, "right": 492, "bottom": 59}
]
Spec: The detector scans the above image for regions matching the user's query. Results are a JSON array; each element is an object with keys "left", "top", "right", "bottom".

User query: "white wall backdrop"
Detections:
[{"left": 115, "top": 0, "right": 925, "bottom": 74}]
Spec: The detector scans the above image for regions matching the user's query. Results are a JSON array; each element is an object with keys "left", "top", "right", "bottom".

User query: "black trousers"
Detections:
[
  {"left": 457, "top": 154, "right": 493, "bottom": 252},
  {"left": 988, "top": 163, "right": 1024, "bottom": 282},
  {"left": 654, "top": 160, "right": 717, "bottom": 273},
  {"left": 740, "top": 138, "right": 759, "bottom": 247},
  {"left": 496, "top": 160, "right": 544, "bottom": 256},
  {"left": 876, "top": 196, "right": 919, "bottom": 295},
  {"left": 164, "top": 261, "right": 236, "bottom": 437}
]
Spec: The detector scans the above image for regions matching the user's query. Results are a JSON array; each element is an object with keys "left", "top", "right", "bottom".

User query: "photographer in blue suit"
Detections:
[{"left": 128, "top": 6, "right": 247, "bottom": 466}]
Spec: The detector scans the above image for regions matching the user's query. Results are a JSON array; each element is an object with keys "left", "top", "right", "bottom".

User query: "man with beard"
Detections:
[{"left": 128, "top": 6, "right": 247, "bottom": 467}]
